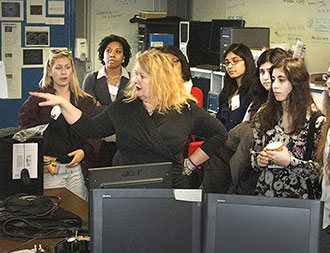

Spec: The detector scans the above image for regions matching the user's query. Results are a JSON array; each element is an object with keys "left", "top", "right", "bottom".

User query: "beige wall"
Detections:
[{"left": 190, "top": 0, "right": 330, "bottom": 73}]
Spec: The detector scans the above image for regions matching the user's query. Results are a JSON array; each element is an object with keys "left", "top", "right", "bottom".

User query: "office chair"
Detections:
[{"left": 189, "top": 87, "right": 204, "bottom": 157}]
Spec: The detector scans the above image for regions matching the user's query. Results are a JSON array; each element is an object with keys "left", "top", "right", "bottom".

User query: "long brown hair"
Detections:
[
  {"left": 219, "top": 43, "right": 256, "bottom": 106},
  {"left": 317, "top": 92, "right": 330, "bottom": 183},
  {"left": 249, "top": 48, "right": 289, "bottom": 119},
  {"left": 254, "top": 58, "right": 313, "bottom": 135}
]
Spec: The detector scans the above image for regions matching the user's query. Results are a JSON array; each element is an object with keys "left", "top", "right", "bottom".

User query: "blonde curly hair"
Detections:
[{"left": 124, "top": 49, "right": 196, "bottom": 114}]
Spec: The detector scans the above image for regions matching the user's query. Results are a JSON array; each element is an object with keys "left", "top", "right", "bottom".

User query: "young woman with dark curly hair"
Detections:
[{"left": 82, "top": 34, "right": 132, "bottom": 167}]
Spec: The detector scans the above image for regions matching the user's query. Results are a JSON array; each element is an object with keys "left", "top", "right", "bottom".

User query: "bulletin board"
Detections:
[
  {"left": 89, "top": 0, "right": 167, "bottom": 72},
  {"left": 225, "top": 0, "right": 330, "bottom": 73},
  {"left": 0, "top": 0, "right": 75, "bottom": 128}
]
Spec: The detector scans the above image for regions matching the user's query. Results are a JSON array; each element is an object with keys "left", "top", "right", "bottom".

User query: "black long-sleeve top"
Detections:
[
  {"left": 73, "top": 98, "right": 227, "bottom": 188},
  {"left": 18, "top": 87, "right": 101, "bottom": 180}
]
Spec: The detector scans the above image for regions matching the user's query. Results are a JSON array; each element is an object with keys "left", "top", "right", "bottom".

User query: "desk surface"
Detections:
[{"left": 0, "top": 188, "right": 88, "bottom": 253}]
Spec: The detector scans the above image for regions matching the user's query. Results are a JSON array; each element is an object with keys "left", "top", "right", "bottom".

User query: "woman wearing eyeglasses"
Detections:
[
  {"left": 216, "top": 43, "right": 256, "bottom": 131},
  {"left": 18, "top": 49, "right": 101, "bottom": 200},
  {"left": 159, "top": 45, "right": 193, "bottom": 93}
]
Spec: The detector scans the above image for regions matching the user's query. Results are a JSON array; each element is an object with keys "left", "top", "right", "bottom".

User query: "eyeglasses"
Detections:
[
  {"left": 322, "top": 73, "right": 330, "bottom": 81},
  {"left": 223, "top": 57, "right": 244, "bottom": 67},
  {"left": 50, "top": 49, "right": 72, "bottom": 55}
]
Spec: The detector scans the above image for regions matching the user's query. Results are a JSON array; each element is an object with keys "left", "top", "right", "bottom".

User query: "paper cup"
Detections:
[{"left": 265, "top": 142, "right": 283, "bottom": 152}]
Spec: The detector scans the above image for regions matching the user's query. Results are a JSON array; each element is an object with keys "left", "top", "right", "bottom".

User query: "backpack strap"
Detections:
[{"left": 305, "top": 111, "right": 323, "bottom": 199}]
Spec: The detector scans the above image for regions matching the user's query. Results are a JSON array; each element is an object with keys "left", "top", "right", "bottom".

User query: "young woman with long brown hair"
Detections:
[{"left": 250, "top": 58, "right": 324, "bottom": 199}]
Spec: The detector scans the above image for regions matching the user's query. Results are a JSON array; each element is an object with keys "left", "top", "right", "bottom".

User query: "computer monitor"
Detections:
[
  {"left": 88, "top": 162, "right": 173, "bottom": 189},
  {"left": 203, "top": 194, "right": 323, "bottom": 253},
  {"left": 208, "top": 19, "right": 246, "bottom": 54},
  {"left": 89, "top": 188, "right": 203, "bottom": 253}
]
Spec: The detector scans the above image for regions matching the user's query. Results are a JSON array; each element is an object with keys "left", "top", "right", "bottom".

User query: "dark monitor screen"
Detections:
[
  {"left": 203, "top": 194, "right": 323, "bottom": 253},
  {"left": 88, "top": 162, "right": 173, "bottom": 189},
  {"left": 180, "top": 23, "right": 188, "bottom": 43},
  {"left": 229, "top": 27, "right": 270, "bottom": 49},
  {"left": 90, "top": 189, "right": 202, "bottom": 253},
  {"left": 208, "top": 19, "right": 245, "bottom": 54}
]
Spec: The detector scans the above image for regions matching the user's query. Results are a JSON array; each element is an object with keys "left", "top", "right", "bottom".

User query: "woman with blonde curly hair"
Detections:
[
  {"left": 19, "top": 49, "right": 100, "bottom": 200},
  {"left": 28, "top": 49, "right": 227, "bottom": 188}
]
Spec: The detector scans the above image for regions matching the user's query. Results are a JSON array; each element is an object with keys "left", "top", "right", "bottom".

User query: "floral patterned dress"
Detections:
[{"left": 250, "top": 113, "right": 324, "bottom": 199}]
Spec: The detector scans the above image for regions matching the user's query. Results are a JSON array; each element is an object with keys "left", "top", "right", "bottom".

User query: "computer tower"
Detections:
[
  {"left": 219, "top": 27, "right": 270, "bottom": 65},
  {"left": 137, "top": 17, "right": 184, "bottom": 52},
  {"left": 208, "top": 19, "right": 246, "bottom": 55},
  {"left": 179, "top": 21, "right": 219, "bottom": 68},
  {"left": 149, "top": 33, "right": 174, "bottom": 49},
  {"left": 207, "top": 92, "right": 220, "bottom": 116}
]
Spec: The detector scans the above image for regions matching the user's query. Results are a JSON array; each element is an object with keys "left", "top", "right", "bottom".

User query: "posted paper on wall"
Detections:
[
  {"left": 0, "top": 0, "right": 24, "bottom": 21},
  {"left": 1, "top": 22, "right": 22, "bottom": 98},
  {"left": 26, "top": 0, "right": 46, "bottom": 24},
  {"left": 12, "top": 143, "right": 38, "bottom": 179},
  {"left": 48, "top": 0, "right": 65, "bottom": 15},
  {"left": 0, "top": 61, "right": 8, "bottom": 98}
]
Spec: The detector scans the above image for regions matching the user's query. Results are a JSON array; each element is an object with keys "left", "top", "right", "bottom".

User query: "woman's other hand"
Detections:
[
  {"left": 257, "top": 149, "right": 270, "bottom": 167},
  {"left": 66, "top": 149, "right": 85, "bottom": 167},
  {"left": 43, "top": 155, "right": 57, "bottom": 175}
]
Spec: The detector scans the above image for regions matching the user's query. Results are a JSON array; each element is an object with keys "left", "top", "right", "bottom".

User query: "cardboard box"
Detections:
[
  {"left": 310, "top": 72, "right": 326, "bottom": 85},
  {"left": 139, "top": 11, "right": 166, "bottom": 20}
]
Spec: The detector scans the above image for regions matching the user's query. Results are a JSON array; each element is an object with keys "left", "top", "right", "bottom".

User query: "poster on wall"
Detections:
[
  {"left": 48, "top": 0, "right": 65, "bottom": 15},
  {"left": 25, "top": 26, "right": 49, "bottom": 46},
  {"left": 0, "top": 0, "right": 24, "bottom": 21},
  {"left": 26, "top": 0, "right": 45, "bottom": 23},
  {"left": 1, "top": 22, "right": 22, "bottom": 99},
  {"left": 22, "top": 47, "right": 68, "bottom": 68},
  {"left": 0, "top": 61, "right": 8, "bottom": 98}
]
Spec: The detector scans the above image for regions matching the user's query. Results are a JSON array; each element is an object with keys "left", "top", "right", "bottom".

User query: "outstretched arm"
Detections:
[{"left": 29, "top": 91, "right": 82, "bottom": 125}]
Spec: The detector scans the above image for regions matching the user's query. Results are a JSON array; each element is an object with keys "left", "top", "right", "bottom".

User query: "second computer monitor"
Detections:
[{"left": 203, "top": 194, "right": 323, "bottom": 253}]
